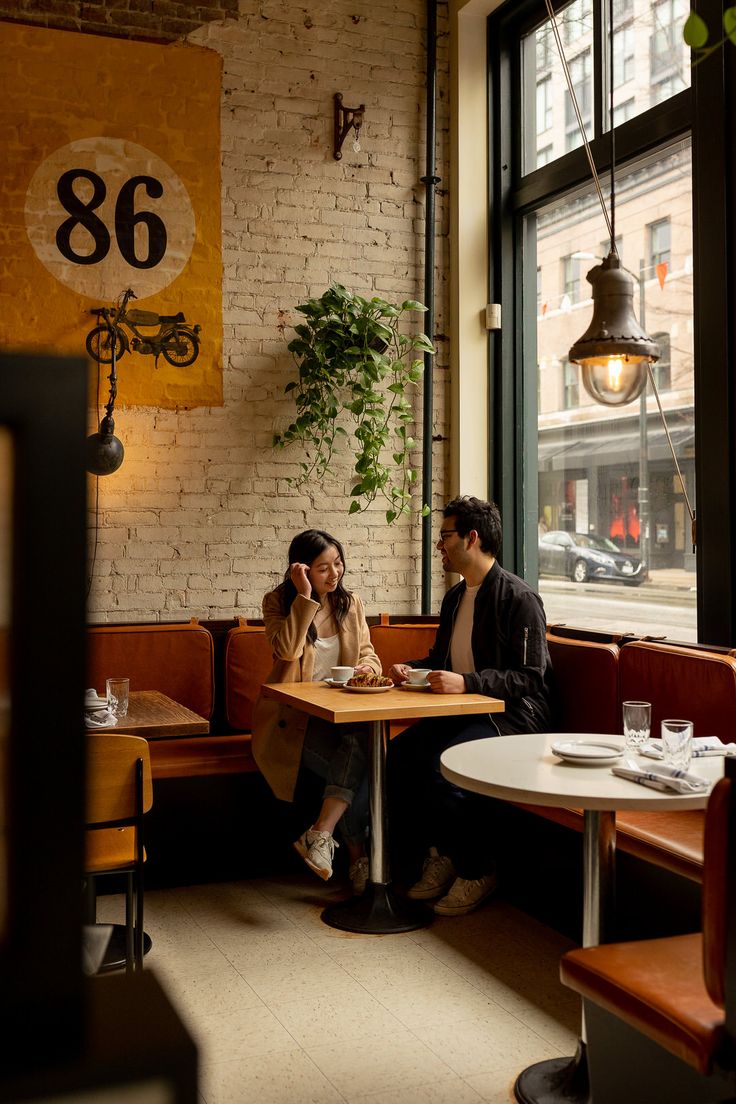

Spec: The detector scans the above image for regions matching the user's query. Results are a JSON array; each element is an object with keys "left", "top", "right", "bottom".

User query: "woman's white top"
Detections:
[{"left": 312, "top": 634, "right": 340, "bottom": 681}]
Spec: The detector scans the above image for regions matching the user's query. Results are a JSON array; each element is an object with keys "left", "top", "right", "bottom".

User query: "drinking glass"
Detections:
[
  {"left": 106, "top": 677, "right": 130, "bottom": 717},
  {"left": 661, "top": 719, "right": 693, "bottom": 769},
  {"left": 622, "top": 700, "right": 651, "bottom": 751}
]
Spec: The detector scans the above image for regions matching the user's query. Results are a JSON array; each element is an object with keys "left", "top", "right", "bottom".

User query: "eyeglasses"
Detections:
[{"left": 437, "top": 529, "right": 458, "bottom": 544}]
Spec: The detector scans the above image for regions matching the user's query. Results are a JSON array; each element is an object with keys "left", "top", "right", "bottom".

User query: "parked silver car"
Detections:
[{"left": 539, "top": 530, "right": 644, "bottom": 586}]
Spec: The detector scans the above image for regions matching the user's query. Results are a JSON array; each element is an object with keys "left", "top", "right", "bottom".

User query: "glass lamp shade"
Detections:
[
  {"left": 570, "top": 252, "right": 659, "bottom": 407},
  {"left": 86, "top": 414, "right": 124, "bottom": 476}
]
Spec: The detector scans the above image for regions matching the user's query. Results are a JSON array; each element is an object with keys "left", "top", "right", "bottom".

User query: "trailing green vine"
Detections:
[
  {"left": 683, "top": 6, "right": 736, "bottom": 62},
  {"left": 272, "top": 284, "right": 434, "bottom": 524}
]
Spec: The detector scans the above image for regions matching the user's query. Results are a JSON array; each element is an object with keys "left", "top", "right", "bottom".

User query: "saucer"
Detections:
[
  {"left": 551, "top": 739, "right": 623, "bottom": 765},
  {"left": 399, "top": 682, "right": 431, "bottom": 691},
  {"left": 323, "top": 678, "right": 350, "bottom": 688}
]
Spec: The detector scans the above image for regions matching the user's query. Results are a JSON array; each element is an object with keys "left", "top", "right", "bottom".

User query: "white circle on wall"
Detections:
[{"left": 24, "top": 137, "right": 196, "bottom": 301}]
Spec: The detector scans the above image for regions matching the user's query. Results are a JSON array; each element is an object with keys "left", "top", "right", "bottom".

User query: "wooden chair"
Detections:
[
  {"left": 560, "top": 761, "right": 736, "bottom": 1103},
  {"left": 85, "top": 733, "right": 153, "bottom": 973}
]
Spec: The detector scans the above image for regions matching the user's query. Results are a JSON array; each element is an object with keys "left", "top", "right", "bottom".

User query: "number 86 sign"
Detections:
[{"left": 25, "top": 137, "right": 196, "bottom": 301}]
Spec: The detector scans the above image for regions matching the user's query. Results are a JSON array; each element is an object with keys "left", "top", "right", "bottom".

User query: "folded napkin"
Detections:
[
  {"left": 85, "top": 687, "right": 107, "bottom": 709},
  {"left": 612, "top": 761, "right": 710, "bottom": 794},
  {"left": 85, "top": 709, "right": 117, "bottom": 729},
  {"left": 640, "top": 737, "right": 736, "bottom": 760}
]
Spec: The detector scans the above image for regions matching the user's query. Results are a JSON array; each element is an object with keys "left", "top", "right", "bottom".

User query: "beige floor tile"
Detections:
[
  {"left": 199, "top": 1050, "right": 345, "bottom": 1104},
  {"left": 370, "top": 975, "right": 507, "bottom": 1029},
  {"left": 333, "top": 942, "right": 471, "bottom": 992},
  {"left": 185, "top": 1004, "right": 298, "bottom": 1066},
  {"left": 305, "top": 1028, "right": 455, "bottom": 1101},
  {"left": 243, "top": 958, "right": 365, "bottom": 1005},
  {"left": 464, "top": 1067, "right": 521, "bottom": 1103},
  {"left": 350, "top": 1072, "right": 485, "bottom": 1104},
  {"left": 412, "top": 1012, "right": 558, "bottom": 1077},
  {"left": 269, "top": 989, "right": 404, "bottom": 1048},
  {"left": 221, "top": 930, "right": 335, "bottom": 974},
  {"left": 153, "top": 963, "right": 264, "bottom": 1023}
]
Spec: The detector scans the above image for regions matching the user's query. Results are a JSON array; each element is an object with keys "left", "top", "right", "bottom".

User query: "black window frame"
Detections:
[{"left": 487, "top": 0, "right": 736, "bottom": 645}]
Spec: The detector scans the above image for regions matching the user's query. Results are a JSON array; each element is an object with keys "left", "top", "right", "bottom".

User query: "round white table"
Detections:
[{"left": 441, "top": 732, "right": 722, "bottom": 1104}]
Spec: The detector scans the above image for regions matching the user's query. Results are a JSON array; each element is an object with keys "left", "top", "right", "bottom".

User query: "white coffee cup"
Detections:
[
  {"left": 407, "top": 668, "right": 432, "bottom": 685},
  {"left": 330, "top": 666, "right": 354, "bottom": 683}
]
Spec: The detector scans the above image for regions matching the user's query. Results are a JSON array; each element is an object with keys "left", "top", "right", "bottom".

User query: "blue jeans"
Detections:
[{"left": 301, "top": 717, "right": 370, "bottom": 847}]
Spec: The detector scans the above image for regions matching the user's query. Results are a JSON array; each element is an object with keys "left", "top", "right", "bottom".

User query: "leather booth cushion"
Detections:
[
  {"left": 87, "top": 621, "right": 214, "bottom": 720},
  {"left": 225, "top": 626, "right": 277, "bottom": 731},
  {"left": 368, "top": 623, "right": 439, "bottom": 674},
  {"left": 561, "top": 933, "right": 724, "bottom": 1074},
  {"left": 546, "top": 634, "right": 620, "bottom": 734},
  {"left": 619, "top": 641, "right": 736, "bottom": 743},
  {"left": 703, "top": 777, "right": 730, "bottom": 1006}
]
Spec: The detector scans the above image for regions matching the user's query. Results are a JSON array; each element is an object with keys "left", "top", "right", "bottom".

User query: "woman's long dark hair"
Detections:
[{"left": 277, "top": 529, "right": 352, "bottom": 642}]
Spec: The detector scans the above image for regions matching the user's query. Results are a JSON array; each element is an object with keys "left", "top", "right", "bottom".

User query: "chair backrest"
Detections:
[
  {"left": 86, "top": 733, "right": 153, "bottom": 827},
  {"left": 702, "top": 775, "right": 733, "bottom": 1009}
]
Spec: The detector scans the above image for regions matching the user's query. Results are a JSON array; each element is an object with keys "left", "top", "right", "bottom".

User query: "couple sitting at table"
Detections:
[{"left": 252, "top": 496, "right": 553, "bottom": 913}]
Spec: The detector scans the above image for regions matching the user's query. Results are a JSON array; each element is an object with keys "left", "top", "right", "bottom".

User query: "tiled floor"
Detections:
[{"left": 97, "top": 876, "right": 580, "bottom": 1104}]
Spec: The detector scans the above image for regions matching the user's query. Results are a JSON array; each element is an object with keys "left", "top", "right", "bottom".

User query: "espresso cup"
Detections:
[
  {"left": 330, "top": 666, "right": 354, "bottom": 683},
  {"left": 407, "top": 668, "right": 431, "bottom": 685}
]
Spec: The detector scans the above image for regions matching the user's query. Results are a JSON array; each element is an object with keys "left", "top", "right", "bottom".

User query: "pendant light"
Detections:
[{"left": 544, "top": 0, "right": 660, "bottom": 403}]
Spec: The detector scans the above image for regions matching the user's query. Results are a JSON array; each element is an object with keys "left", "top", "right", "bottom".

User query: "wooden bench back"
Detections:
[{"left": 87, "top": 620, "right": 214, "bottom": 720}]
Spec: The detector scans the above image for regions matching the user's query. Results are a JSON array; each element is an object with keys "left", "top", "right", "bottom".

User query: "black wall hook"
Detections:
[{"left": 334, "top": 92, "right": 365, "bottom": 160}]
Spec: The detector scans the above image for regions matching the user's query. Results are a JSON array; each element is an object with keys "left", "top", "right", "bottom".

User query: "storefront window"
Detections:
[{"left": 534, "top": 144, "right": 695, "bottom": 638}]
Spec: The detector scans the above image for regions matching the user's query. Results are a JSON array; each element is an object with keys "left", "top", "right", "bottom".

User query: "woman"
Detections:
[{"left": 252, "top": 529, "right": 381, "bottom": 894}]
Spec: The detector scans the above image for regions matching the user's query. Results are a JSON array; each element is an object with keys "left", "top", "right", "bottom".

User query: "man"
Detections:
[{"left": 387, "top": 495, "right": 553, "bottom": 916}]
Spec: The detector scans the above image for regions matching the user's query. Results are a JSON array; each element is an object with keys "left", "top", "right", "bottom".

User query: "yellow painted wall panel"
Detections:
[{"left": 0, "top": 24, "right": 223, "bottom": 409}]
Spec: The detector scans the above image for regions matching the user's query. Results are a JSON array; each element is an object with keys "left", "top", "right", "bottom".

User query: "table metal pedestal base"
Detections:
[
  {"left": 514, "top": 1042, "right": 589, "bottom": 1104},
  {"left": 321, "top": 881, "right": 432, "bottom": 934},
  {"left": 98, "top": 924, "right": 153, "bottom": 972}
]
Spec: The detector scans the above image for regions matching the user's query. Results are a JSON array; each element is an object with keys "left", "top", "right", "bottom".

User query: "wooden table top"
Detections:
[
  {"left": 441, "top": 731, "right": 722, "bottom": 812},
  {"left": 92, "top": 690, "right": 210, "bottom": 740},
  {"left": 260, "top": 680, "right": 504, "bottom": 725}
]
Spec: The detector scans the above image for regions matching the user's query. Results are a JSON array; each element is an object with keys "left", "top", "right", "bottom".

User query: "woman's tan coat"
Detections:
[{"left": 252, "top": 588, "right": 381, "bottom": 801}]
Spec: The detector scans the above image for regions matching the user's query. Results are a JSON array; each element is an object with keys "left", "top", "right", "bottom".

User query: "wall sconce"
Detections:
[{"left": 334, "top": 92, "right": 365, "bottom": 160}]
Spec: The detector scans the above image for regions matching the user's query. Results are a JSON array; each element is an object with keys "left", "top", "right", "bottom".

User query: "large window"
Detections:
[{"left": 496, "top": 0, "right": 703, "bottom": 641}]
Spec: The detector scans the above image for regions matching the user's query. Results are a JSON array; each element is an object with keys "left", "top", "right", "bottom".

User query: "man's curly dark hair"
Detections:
[{"left": 443, "top": 496, "right": 502, "bottom": 557}]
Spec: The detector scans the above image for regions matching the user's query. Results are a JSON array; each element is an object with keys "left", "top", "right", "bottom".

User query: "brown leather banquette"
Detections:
[{"left": 559, "top": 771, "right": 736, "bottom": 1103}]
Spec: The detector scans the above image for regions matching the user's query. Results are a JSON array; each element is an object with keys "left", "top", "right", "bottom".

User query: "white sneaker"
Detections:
[
  {"left": 433, "top": 872, "right": 497, "bottom": 916},
  {"left": 406, "top": 847, "right": 456, "bottom": 900},
  {"left": 294, "top": 828, "right": 338, "bottom": 881},
  {"left": 349, "top": 857, "right": 369, "bottom": 895}
]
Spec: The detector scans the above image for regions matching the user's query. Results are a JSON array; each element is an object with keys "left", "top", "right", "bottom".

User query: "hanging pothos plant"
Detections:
[
  {"left": 683, "top": 7, "right": 736, "bottom": 61},
  {"left": 272, "top": 284, "right": 435, "bottom": 524}
]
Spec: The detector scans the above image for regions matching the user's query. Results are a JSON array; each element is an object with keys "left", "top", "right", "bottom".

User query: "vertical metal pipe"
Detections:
[{"left": 421, "top": 0, "right": 439, "bottom": 614}]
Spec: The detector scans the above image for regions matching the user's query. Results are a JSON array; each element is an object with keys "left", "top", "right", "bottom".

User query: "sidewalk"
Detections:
[{"left": 645, "top": 567, "right": 697, "bottom": 591}]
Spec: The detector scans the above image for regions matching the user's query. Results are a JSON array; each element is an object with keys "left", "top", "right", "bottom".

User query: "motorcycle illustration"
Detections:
[{"left": 86, "top": 288, "right": 201, "bottom": 367}]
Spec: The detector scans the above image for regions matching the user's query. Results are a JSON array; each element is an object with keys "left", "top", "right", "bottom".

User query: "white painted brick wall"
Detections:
[{"left": 87, "top": 0, "right": 450, "bottom": 623}]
